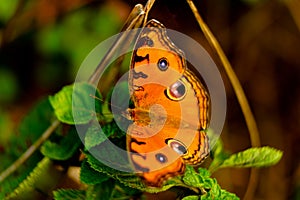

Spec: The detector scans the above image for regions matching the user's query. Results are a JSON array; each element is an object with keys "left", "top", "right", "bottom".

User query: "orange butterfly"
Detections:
[{"left": 126, "top": 19, "right": 210, "bottom": 187}]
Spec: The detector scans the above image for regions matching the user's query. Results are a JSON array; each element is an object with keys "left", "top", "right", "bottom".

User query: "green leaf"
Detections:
[
  {"left": 85, "top": 151, "right": 174, "bottom": 193},
  {"left": 80, "top": 159, "right": 109, "bottom": 185},
  {"left": 86, "top": 149, "right": 206, "bottom": 193},
  {"left": 53, "top": 189, "right": 86, "bottom": 200},
  {"left": 182, "top": 166, "right": 239, "bottom": 200},
  {"left": 80, "top": 158, "right": 141, "bottom": 198},
  {"left": 84, "top": 151, "right": 135, "bottom": 182},
  {"left": 6, "top": 158, "right": 64, "bottom": 199},
  {"left": 183, "top": 166, "right": 213, "bottom": 190},
  {"left": 106, "top": 81, "right": 131, "bottom": 109},
  {"left": 219, "top": 146, "right": 283, "bottom": 169},
  {"left": 208, "top": 138, "right": 230, "bottom": 173},
  {"left": 220, "top": 189, "right": 240, "bottom": 200},
  {"left": 182, "top": 195, "right": 200, "bottom": 200},
  {"left": 111, "top": 183, "right": 141, "bottom": 199},
  {"left": 86, "top": 136, "right": 130, "bottom": 173},
  {"left": 40, "top": 126, "right": 81, "bottom": 160},
  {"left": 101, "top": 81, "right": 131, "bottom": 123},
  {"left": 197, "top": 168, "right": 211, "bottom": 179},
  {"left": 49, "top": 82, "right": 101, "bottom": 125},
  {"left": 84, "top": 121, "right": 123, "bottom": 150},
  {"left": 200, "top": 181, "right": 240, "bottom": 200},
  {"left": 183, "top": 166, "right": 207, "bottom": 189},
  {"left": 86, "top": 179, "right": 115, "bottom": 200},
  {"left": 85, "top": 123, "right": 106, "bottom": 150}
]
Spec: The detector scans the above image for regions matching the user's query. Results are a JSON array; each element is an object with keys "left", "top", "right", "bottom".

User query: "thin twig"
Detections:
[
  {"left": 88, "top": 0, "right": 156, "bottom": 85},
  {"left": 0, "top": 120, "right": 60, "bottom": 183},
  {"left": 142, "top": 0, "right": 156, "bottom": 26},
  {"left": 185, "top": 1, "right": 261, "bottom": 199}
]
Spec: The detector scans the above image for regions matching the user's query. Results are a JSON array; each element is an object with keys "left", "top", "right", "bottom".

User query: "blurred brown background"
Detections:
[{"left": 0, "top": 0, "right": 299, "bottom": 199}]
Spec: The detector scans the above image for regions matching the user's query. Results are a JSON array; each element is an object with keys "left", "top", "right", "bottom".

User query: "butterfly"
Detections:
[{"left": 126, "top": 19, "right": 210, "bottom": 187}]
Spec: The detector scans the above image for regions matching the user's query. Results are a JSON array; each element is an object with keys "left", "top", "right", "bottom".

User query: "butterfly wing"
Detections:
[
  {"left": 127, "top": 123, "right": 185, "bottom": 187},
  {"left": 127, "top": 19, "right": 210, "bottom": 186}
]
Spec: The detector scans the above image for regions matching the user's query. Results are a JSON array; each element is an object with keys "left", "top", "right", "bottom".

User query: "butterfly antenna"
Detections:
[
  {"left": 89, "top": 94, "right": 131, "bottom": 121},
  {"left": 89, "top": 94, "right": 122, "bottom": 111}
]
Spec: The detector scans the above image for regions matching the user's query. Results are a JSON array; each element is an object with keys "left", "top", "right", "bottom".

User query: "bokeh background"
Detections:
[{"left": 0, "top": 0, "right": 299, "bottom": 199}]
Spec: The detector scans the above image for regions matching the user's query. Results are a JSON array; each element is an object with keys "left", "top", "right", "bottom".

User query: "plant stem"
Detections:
[
  {"left": 0, "top": 120, "right": 60, "bottom": 183},
  {"left": 88, "top": 0, "right": 156, "bottom": 86},
  {"left": 284, "top": 0, "right": 300, "bottom": 33},
  {"left": 185, "top": 1, "right": 261, "bottom": 199}
]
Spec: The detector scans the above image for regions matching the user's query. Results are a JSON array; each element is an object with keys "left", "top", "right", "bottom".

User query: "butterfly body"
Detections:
[{"left": 126, "top": 19, "right": 210, "bottom": 187}]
